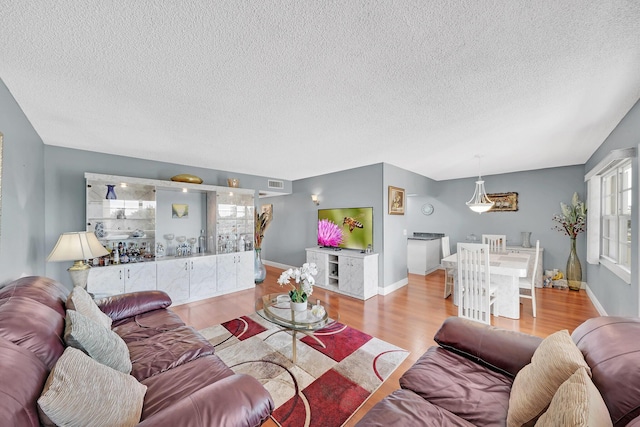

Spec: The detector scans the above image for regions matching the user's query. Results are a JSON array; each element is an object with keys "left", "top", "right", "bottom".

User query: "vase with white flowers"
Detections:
[
  {"left": 277, "top": 263, "right": 318, "bottom": 311},
  {"left": 552, "top": 192, "right": 587, "bottom": 291}
]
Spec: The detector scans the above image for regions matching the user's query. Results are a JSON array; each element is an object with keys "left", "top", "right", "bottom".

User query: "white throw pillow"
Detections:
[
  {"left": 66, "top": 286, "right": 113, "bottom": 329},
  {"left": 64, "top": 309, "right": 132, "bottom": 373},
  {"left": 38, "top": 347, "right": 146, "bottom": 427}
]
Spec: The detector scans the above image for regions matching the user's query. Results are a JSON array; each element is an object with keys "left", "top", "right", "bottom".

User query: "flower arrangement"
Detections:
[
  {"left": 552, "top": 192, "right": 587, "bottom": 238},
  {"left": 255, "top": 210, "right": 272, "bottom": 250},
  {"left": 277, "top": 263, "right": 318, "bottom": 303},
  {"left": 317, "top": 219, "right": 343, "bottom": 247}
]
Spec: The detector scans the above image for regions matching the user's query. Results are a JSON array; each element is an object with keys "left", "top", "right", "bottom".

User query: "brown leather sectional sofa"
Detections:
[
  {"left": 357, "top": 316, "right": 640, "bottom": 426},
  {"left": 0, "top": 276, "right": 274, "bottom": 426}
]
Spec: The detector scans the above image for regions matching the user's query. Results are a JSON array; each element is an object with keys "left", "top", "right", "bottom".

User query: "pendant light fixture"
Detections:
[{"left": 466, "top": 155, "right": 494, "bottom": 214}]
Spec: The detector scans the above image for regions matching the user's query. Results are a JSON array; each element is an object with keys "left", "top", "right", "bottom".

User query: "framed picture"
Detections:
[
  {"left": 261, "top": 204, "right": 273, "bottom": 220},
  {"left": 487, "top": 192, "right": 518, "bottom": 212},
  {"left": 388, "top": 186, "right": 405, "bottom": 215},
  {"left": 172, "top": 203, "right": 189, "bottom": 218}
]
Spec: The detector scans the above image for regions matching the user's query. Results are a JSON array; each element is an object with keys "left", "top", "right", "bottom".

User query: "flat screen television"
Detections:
[{"left": 317, "top": 207, "right": 373, "bottom": 251}]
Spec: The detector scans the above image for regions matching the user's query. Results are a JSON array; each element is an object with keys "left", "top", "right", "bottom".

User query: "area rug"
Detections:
[{"left": 199, "top": 313, "right": 409, "bottom": 427}]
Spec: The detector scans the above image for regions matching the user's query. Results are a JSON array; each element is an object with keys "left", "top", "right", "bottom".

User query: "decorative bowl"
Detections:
[{"left": 171, "top": 174, "right": 203, "bottom": 184}]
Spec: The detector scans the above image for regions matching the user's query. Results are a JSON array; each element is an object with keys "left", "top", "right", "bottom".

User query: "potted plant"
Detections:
[{"left": 277, "top": 263, "right": 318, "bottom": 311}]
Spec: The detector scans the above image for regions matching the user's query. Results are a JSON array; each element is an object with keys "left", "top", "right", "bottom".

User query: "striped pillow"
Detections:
[
  {"left": 507, "top": 330, "right": 590, "bottom": 427},
  {"left": 38, "top": 347, "right": 146, "bottom": 427},
  {"left": 64, "top": 309, "right": 132, "bottom": 373},
  {"left": 535, "top": 367, "right": 612, "bottom": 426},
  {"left": 66, "top": 286, "right": 113, "bottom": 329}
]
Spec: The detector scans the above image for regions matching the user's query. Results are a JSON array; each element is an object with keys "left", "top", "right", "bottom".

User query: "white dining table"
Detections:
[{"left": 441, "top": 251, "right": 530, "bottom": 319}]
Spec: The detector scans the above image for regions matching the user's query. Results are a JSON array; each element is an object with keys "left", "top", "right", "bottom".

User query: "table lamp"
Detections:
[{"left": 47, "top": 231, "right": 110, "bottom": 289}]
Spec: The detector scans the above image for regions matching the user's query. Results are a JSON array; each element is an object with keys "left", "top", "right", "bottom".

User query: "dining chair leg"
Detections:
[{"left": 531, "top": 288, "right": 536, "bottom": 317}]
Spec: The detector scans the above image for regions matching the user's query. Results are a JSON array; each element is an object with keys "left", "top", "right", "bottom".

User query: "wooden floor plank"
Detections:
[{"left": 172, "top": 265, "right": 600, "bottom": 426}]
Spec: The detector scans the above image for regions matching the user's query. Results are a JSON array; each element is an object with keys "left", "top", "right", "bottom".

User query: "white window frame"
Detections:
[{"left": 585, "top": 148, "right": 635, "bottom": 284}]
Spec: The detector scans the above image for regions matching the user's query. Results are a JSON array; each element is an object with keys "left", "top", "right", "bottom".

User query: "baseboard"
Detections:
[
  {"left": 378, "top": 277, "right": 408, "bottom": 295},
  {"left": 585, "top": 283, "right": 608, "bottom": 316},
  {"left": 262, "top": 259, "right": 293, "bottom": 270}
]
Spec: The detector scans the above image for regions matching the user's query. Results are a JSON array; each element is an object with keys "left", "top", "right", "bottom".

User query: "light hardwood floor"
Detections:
[{"left": 172, "top": 265, "right": 600, "bottom": 426}]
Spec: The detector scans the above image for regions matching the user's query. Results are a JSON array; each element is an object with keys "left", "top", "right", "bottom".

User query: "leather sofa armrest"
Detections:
[
  {"left": 137, "top": 374, "right": 274, "bottom": 427},
  {"left": 95, "top": 291, "right": 172, "bottom": 322},
  {"left": 433, "top": 316, "right": 542, "bottom": 377}
]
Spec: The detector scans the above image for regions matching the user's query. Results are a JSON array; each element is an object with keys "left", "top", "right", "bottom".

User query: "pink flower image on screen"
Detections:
[{"left": 318, "top": 219, "right": 344, "bottom": 247}]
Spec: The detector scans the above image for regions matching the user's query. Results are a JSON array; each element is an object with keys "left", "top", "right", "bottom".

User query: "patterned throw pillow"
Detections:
[
  {"left": 64, "top": 309, "right": 132, "bottom": 373},
  {"left": 535, "top": 367, "right": 612, "bottom": 427},
  {"left": 38, "top": 347, "right": 146, "bottom": 427},
  {"left": 66, "top": 286, "right": 113, "bottom": 329},
  {"left": 507, "top": 330, "right": 591, "bottom": 427}
]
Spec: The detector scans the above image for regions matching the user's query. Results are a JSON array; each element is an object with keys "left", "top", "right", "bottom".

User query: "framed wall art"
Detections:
[
  {"left": 172, "top": 203, "right": 189, "bottom": 218},
  {"left": 388, "top": 186, "right": 405, "bottom": 215},
  {"left": 487, "top": 192, "right": 518, "bottom": 212}
]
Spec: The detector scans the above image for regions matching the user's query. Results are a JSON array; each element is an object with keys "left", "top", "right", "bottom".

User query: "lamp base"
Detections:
[{"left": 68, "top": 260, "right": 91, "bottom": 289}]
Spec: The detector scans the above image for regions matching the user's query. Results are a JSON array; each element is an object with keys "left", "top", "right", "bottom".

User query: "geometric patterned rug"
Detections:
[{"left": 199, "top": 313, "right": 409, "bottom": 427}]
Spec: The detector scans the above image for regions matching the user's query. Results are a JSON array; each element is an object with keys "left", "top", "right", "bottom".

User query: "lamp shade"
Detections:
[
  {"left": 466, "top": 179, "right": 494, "bottom": 213},
  {"left": 47, "top": 232, "right": 109, "bottom": 262}
]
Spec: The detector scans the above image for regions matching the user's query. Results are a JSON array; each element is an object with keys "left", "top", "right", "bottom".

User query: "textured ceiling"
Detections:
[{"left": 1, "top": 1, "right": 639, "bottom": 181}]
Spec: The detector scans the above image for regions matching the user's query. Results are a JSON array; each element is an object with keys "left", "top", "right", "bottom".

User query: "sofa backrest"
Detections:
[
  {"left": 572, "top": 316, "right": 640, "bottom": 427},
  {"left": 0, "top": 276, "right": 69, "bottom": 426}
]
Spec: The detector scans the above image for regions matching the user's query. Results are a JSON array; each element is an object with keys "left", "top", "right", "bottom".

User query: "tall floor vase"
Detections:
[
  {"left": 254, "top": 248, "right": 267, "bottom": 284},
  {"left": 566, "top": 237, "right": 582, "bottom": 291}
]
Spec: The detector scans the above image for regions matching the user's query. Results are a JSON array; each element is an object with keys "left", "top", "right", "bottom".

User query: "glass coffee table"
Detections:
[{"left": 256, "top": 293, "right": 339, "bottom": 363}]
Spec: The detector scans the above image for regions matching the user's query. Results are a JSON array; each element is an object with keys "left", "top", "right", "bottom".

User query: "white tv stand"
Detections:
[{"left": 305, "top": 247, "right": 378, "bottom": 300}]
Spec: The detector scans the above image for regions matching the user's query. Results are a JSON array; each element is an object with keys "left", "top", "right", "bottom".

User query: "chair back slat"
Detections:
[
  {"left": 482, "top": 234, "right": 506, "bottom": 253},
  {"left": 457, "top": 243, "right": 493, "bottom": 324}
]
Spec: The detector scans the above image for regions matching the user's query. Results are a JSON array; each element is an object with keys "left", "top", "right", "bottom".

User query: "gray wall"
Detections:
[
  {"left": 43, "top": 145, "right": 291, "bottom": 286},
  {"left": 382, "top": 163, "right": 437, "bottom": 287},
  {"left": 584, "top": 98, "right": 640, "bottom": 316},
  {"left": 407, "top": 165, "right": 587, "bottom": 277},
  {"left": 0, "top": 78, "right": 45, "bottom": 284},
  {"left": 260, "top": 164, "right": 385, "bottom": 282}
]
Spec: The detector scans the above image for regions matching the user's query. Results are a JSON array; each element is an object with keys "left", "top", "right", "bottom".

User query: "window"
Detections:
[
  {"left": 585, "top": 147, "right": 635, "bottom": 284},
  {"left": 601, "top": 160, "right": 632, "bottom": 270}
]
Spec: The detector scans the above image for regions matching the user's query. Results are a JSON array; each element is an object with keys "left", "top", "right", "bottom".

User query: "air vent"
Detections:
[{"left": 268, "top": 179, "right": 284, "bottom": 189}]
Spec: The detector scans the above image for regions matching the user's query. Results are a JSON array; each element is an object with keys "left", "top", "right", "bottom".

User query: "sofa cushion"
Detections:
[
  {"left": 572, "top": 316, "right": 640, "bottom": 427},
  {"left": 0, "top": 336, "right": 49, "bottom": 427},
  {"left": 96, "top": 291, "right": 172, "bottom": 322},
  {"left": 0, "top": 276, "right": 69, "bottom": 317},
  {"left": 507, "top": 330, "right": 590, "bottom": 427},
  {"left": 354, "top": 389, "right": 476, "bottom": 426},
  {"left": 0, "top": 296, "right": 65, "bottom": 369},
  {"left": 140, "top": 354, "right": 234, "bottom": 419},
  {"left": 38, "top": 347, "right": 146, "bottom": 427},
  {"left": 66, "top": 286, "right": 112, "bottom": 329},
  {"left": 112, "top": 308, "right": 186, "bottom": 343},
  {"left": 128, "top": 326, "right": 215, "bottom": 381},
  {"left": 400, "top": 346, "right": 512, "bottom": 427},
  {"left": 535, "top": 367, "right": 612, "bottom": 427},
  {"left": 64, "top": 309, "right": 132, "bottom": 373},
  {"left": 434, "top": 316, "right": 542, "bottom": 377}
]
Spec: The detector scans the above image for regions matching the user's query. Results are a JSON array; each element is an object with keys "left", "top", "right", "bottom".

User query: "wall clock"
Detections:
[{"left": 421, "top": 203, "right": 434, "bottom": 216}]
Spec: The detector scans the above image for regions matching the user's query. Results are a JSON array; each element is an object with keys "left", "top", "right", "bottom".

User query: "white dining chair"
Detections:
[
  {"left": 482, "top": 234, "right": 507, "bottom": 253},
  {"left": 457, "top": 243, "right": 497, "bottom": 325},
  {"left": 519, "top": 240, "right": 539, "bottom": 317},
  {"left": 442, "top": 236, "right": 454, "bottom": 299}
]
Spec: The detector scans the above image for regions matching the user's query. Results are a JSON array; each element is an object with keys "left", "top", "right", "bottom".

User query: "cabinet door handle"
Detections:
[
  {"left": 127, "top": 269, "right": 130, "bottom": 279},
  {"left": 119, "top": 270, "right": 122, "bottom": 280},
  {"left": 184, "top": 262, "right": 188, "bottom": 271},
  {"left": 191, "top": 261, "right": 194, "bottom": 270}
]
